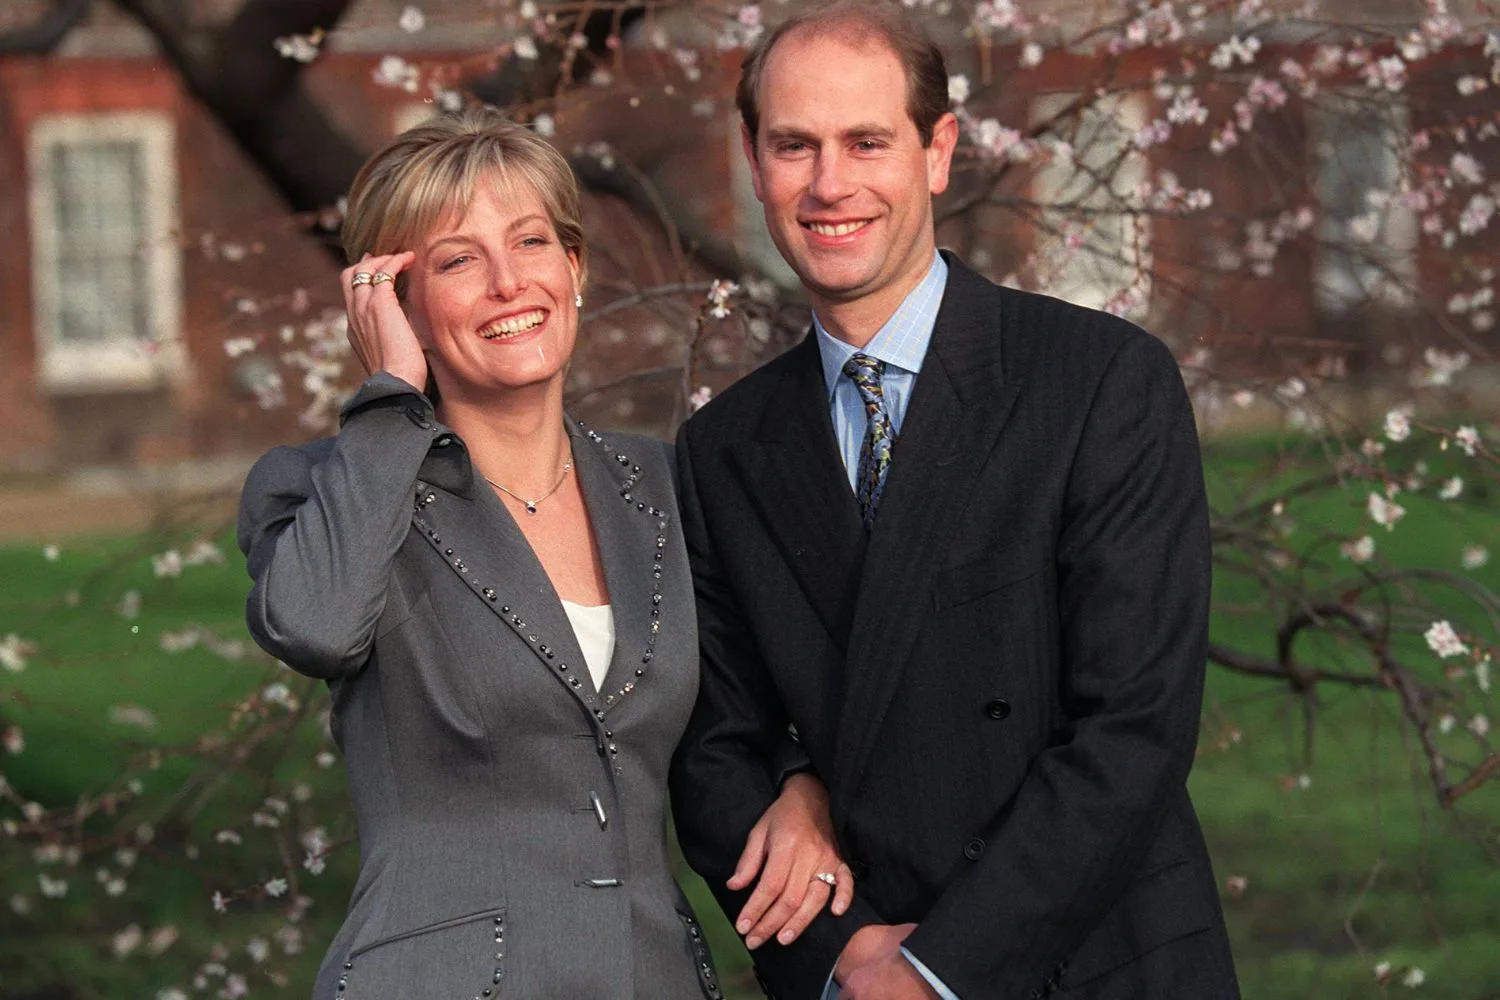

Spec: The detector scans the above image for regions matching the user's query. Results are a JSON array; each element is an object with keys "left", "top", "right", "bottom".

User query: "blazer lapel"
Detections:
[
  {"left": 568, "top": 421, "right": 670, "bottom": 718},
  {"left": 731, "top": 334, "right": 868, "bottom": 650},
  {"left": 831, "top": 260, "right": 1023, "bottom": 813},
  {"left": 406, "top": 423, "right": 662, "bottom": 720}
]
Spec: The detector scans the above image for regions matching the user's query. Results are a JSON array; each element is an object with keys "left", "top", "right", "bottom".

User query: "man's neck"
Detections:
[{"left": 809, "top": 248, "right": 937, "bottom": 349}]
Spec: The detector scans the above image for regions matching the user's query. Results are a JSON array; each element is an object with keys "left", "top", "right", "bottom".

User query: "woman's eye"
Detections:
[
  {"left": 519, "top": 236, "right": 549, "bottom": 248},
  {"left": 439, "top": 255, "right": 472, "bottom": 271}
]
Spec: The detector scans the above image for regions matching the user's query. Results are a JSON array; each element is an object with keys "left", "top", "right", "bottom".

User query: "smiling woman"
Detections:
[{"left": 234, "top": 107, "right": 856, "bottom": 999}]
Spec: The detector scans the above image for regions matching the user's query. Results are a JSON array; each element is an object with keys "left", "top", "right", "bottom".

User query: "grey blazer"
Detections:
[{"left": 238, "top": 373, "right": 722, "bottom": 1000}]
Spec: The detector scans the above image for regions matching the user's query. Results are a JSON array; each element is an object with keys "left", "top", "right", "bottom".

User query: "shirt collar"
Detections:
[{"left": 814, "top": 251, "right": 947, "bottom": 399}]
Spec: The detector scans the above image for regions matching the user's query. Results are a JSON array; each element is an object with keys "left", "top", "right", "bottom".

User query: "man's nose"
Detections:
[{"left": 808, "top": 150, "right": 856, "bottom": 203}]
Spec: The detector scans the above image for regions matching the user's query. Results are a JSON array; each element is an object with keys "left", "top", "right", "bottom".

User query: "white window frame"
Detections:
[
  {"left": 1028, "top": 92, "right": 1153, "bottom": 318},
  {"left": 28, "top": 110, "right": 185, "bottom": 393},
  {"left": 1308, "top": 91, "right": 1417, "bottom": 316}
]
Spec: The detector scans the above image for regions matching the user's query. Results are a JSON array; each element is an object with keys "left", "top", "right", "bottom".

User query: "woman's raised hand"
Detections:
[
  {"left": 341, "top": 251, "right": 427, "bottom": 390},
  {"left": 728, "top": 773, "right": 855, "bottom": 951}
]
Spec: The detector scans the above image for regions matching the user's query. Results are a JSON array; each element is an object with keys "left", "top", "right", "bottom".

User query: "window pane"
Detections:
[{"left": 47, "top": 139, "right": 149, "bottom": 344}]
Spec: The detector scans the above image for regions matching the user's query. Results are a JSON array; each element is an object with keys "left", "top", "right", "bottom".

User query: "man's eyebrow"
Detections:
[{"left": 762, "top": 124, "right": 900, "bottom": 144}]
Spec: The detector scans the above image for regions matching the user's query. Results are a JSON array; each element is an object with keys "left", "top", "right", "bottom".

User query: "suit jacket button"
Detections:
[
  {"left": 963, "top": 838, "right": 986, "bottom": 861},
  {"left": 984, "top": 698, "right": 1011, "bottom": 720}
]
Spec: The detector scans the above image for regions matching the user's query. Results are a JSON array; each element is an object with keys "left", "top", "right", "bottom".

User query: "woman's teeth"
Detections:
[{"left": 481, "top": 310, "right": 546, "bottom": 339}]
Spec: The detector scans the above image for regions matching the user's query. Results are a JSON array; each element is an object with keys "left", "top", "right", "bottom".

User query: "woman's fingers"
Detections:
[
  {"left": 735, "top": 844, "right": 792, "bottom": 946},
  {"left": 774, "top": 875, "right": 834, "bottom": 946},
  {"left": 345, "top": 252, "right": 423, "bottom": 383},
  {"left": 726, "top": 815, "right": 769, "bottom": 892},
  {"left": 831, "top": 861, "right": 854, "bottom": 916},
  {"left": 744, "top": 850, "right": 814, "bottom": 949}
]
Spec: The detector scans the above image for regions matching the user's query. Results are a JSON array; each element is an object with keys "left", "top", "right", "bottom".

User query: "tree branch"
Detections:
[{"left": 0, "top": 0, "right": 91, "bottom": 55}]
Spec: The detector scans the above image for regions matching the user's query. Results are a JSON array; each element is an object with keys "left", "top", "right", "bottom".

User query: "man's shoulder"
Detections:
[
  {"left": 682, "top": 338, "right": 811, "bottom": 443},
  {"left": 943, "top": 259, "right": 1173, "bottom": 377}
]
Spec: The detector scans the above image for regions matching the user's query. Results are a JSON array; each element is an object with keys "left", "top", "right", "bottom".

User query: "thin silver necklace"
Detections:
[{"left": 485, "top": 457, "right": 573, "bottom": 515}]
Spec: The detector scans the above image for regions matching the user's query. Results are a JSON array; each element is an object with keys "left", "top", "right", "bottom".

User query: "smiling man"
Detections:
[{"left": 668, "top": 3, "right": 1240, "bottom": 999}]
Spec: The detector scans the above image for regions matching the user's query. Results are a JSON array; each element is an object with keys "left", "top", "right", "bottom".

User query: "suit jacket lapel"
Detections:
[
  {"left": 731, "top": 334, "right": 868, "bottom": 650},
  {"left": 832, "top": 259, "right": 1023, "bottom": 813}
]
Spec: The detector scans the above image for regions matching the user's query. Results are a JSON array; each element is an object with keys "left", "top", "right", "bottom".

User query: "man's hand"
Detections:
[
  {"left": 835, "top": 923, "right": 938, "bottom": 999},
  {"left": 727, "top": 773, "right": 854, "bottom": 949}
]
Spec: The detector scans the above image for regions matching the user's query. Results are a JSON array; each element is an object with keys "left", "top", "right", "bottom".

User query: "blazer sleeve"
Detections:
[
  {"left": 669, "top": 421, "right": 881, "bottom": 996},
  {"left": 902, "top": 333, "right": 1213, "bottom": 998},
  {"left": 237, "top": 372, "right": 441, "bottom": 679}
]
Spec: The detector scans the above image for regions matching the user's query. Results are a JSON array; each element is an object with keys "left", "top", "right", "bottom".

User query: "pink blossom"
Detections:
[{"left": 1425, "top": 620, "right": 1468, "bottom": 658}]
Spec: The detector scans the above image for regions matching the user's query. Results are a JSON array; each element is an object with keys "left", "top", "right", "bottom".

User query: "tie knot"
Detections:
[{"left": 841, "top": 353, "right": 886, "bottom": 394}]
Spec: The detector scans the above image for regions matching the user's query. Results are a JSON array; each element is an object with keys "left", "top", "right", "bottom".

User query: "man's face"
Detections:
[{"left": 743, "top": 29, "right": 956, "bottom": 320}]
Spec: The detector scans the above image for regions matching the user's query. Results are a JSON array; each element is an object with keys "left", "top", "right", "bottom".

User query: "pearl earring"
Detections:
[{"left": 575, "top": 292, "right": 583, "bottom": 308}]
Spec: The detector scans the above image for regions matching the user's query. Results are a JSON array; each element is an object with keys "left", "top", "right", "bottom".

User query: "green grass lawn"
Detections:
[{"left": 1, "top": 433, "right": 1497, "bottom": 999}]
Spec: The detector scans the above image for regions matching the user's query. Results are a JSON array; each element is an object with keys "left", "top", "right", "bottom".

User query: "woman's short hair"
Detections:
[
  {"left": 736, "top": 0, "right": 949, "bottom": 148},
  {"left": 342, "top": 106, "right": 587, "bottom": 290}
]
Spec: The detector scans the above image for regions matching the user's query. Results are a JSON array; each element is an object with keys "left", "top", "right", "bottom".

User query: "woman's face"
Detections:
[{"left": 404, "top": 178, "right": 580, "bottom": 400}]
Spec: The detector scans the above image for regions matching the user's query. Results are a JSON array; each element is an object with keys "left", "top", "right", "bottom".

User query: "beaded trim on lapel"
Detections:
[{"left": 409, "top": 423, "right": 668, "bottom": 773}]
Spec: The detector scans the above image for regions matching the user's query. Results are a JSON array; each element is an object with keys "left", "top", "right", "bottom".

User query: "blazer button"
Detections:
[
  {"left": 984, "top": 698, "right": 1012, "bottom": 720},
  {"left": 963, "top": 837, "right": 986, "bottom": 861}
]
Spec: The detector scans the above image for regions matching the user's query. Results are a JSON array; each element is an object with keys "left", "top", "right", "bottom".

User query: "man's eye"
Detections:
[
  {"left": 855, "top": 140, "right": 883, "bottom": 152},
  {"left": 777, "top": 142, "right": 807, "bottom": 154}
]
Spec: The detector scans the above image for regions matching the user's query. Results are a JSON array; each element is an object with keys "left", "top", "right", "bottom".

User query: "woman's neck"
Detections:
[{"left": 437, "top": 381, "right": 572, "bottom": 496}]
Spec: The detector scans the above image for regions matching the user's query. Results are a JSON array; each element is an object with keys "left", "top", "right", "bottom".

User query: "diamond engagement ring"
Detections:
[
  {"left": 350, "top": 271, "right": 374, "bottom": 287},
  {"left": 812, "top": 872, "right": 837, "bottom": 887},
  {"left": 371, "top": 271, "right": 394, "bottom": 285}
]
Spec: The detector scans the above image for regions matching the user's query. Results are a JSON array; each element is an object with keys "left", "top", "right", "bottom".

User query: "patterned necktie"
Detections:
[{"left": 842, "top": 353, "right": 895, "bottom": 528}]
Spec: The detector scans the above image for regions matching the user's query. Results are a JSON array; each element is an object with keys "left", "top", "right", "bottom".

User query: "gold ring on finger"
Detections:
[
  {"left": 371, "top": 271, "right": 395, "bottom": 285},
  {"left": 350, "top": 271, "right": 374, "bottom": 287},
  {"left": 811, "top": 871, "right": 837, "bottom": 886}
]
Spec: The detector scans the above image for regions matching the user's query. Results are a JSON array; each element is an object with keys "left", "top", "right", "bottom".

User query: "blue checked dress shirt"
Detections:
[{"left": 813, "top": 252, "right": 961, "bottom": 1000}]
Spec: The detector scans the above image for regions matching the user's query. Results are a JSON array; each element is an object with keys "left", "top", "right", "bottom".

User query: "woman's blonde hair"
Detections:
[{"left": 342, "top": 106, "right": 587, "bottom": 292}]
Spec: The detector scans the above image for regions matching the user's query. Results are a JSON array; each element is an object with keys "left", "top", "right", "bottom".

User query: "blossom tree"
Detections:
[{"left": 1, "top": 0, "right": 1498, "bottom": 996}]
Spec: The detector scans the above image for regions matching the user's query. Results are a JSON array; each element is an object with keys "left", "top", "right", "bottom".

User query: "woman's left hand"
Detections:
[{"left": 727, "top": 772, "right": 855, "bottom": 950}]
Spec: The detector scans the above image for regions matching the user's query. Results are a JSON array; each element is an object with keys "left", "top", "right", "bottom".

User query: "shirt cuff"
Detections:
[
  {"left": 820, "top": 949, "right": 959, "bottom": 1000},
  {"left": 902, "top": 946, "right": 962, "bottom": 1000}
]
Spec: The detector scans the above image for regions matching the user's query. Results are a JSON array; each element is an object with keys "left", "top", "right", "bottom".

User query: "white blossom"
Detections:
[
  {"left": 398, "top": 5, "right": 425, "bottom": 33},
  {"left": 1020, "top": 42, "right": 1044, "bottom": 68},
  {"left": 112, "top": 924, "right": 142, "bottom": 957},
  {"left": 689, "top": 386, "right": 713, "bottom": 413},
  {"left": 1340, "top": 535, "right": 1375, "bottom": 564},
  {"left": 948, "top": 74, "right": 970, "bottom": 105},
  {"left": 1459, "top": 193, "right": 1495, "bottom": 236},
  {"left": 1450, "top": 152, "right": 1484, "bottom": 186},
  {"left": 273, "top": 31, "right": 323, "bottom": 63},
  {"left": 1424, "top": 620, "right": 1468, "bottom": 659},
  {"left": 513, "top": 35, "right": 539, "bottom": 61},
  {"left": 1383, "top": 408, "right": 1412, "bottom": 442},
  {"left": 1454, "top": 425, "right": 1481, "bottom": 456},
  {"left": 1439, "top": 714, "right": 1457, "bottom": 733},
  {"left": 1210, "top": 35, "right": 1261, "bottom": 69},
  {"left": 1367, "top": 492, "right": 1406, "bottom": 530},
  {"left": 264, "top": 878, "right": 289, "bottom": 898},
  {"left": 1469, "top": 715, "right": 1491, "bottom": 738},
  {"left": 1438, "top": 477, "right": 1463, "bottom": 500},
  {"left": 0, "top": 634, "right": 35, "bottom": 673}
]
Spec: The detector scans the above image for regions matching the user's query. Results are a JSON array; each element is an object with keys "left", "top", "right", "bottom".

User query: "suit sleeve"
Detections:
[
  {"left": 237, "top": 372, "right": 439, "bottom": 679},
  {"left": 902, "top": 333, "right": 1212, "bottom": 998},
  {"left": 669, "top": 420, "right": 881, "bottom": 997}
]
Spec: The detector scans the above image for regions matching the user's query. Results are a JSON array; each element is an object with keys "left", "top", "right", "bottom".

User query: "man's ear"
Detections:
[
  {"left": 740, "top": 124, "right": 766, "bottom": 203},
  {"left": 926, "top": 112, "right": 960, "bottom": 197}
]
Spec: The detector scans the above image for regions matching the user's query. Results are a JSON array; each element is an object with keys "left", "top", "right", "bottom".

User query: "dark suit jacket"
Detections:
[
  {"left": 239, "top": 374, "right": 723, "bottom": 1000},
  {"left": 669, "top": 255, "right": 1239, "bottom": 999}
]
